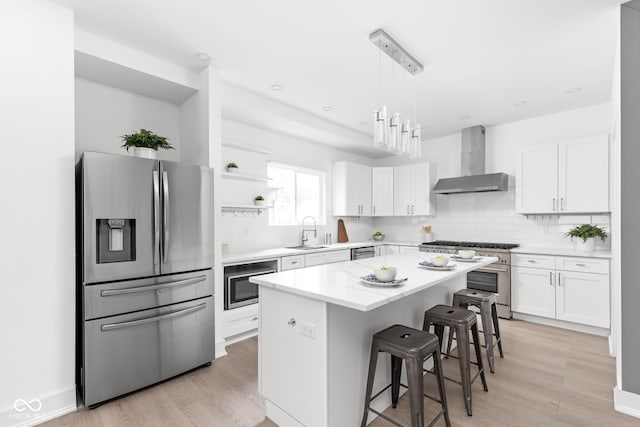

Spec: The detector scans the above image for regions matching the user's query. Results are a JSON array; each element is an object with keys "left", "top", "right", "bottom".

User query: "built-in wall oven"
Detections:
[{"left": 224, "top": 260, "right": 278, "bottom": 310}]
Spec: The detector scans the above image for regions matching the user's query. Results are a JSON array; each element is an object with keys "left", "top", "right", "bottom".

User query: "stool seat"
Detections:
[
  {"left": 374, "top": 324, "right": 440, "bottom": 357},
  {"left": 452, "top": 289, "right": 496, "bottom": 305},
  {"left": 361, "top": 324, "right": 451, "bottom": 427},
  {"left": 423, "top": 304, "right": 476, "bottom": 325}
]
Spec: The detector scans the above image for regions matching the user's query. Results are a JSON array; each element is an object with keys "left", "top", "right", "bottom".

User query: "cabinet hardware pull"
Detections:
[
  {"left": 576, "top": 263, "right": 586, "bottom": 267},
  {"left": 557, "top": 273, "right": 562, "bottom": 286},
  {"left": 528, "top": 260, "right": 536, "bottom": 263},
  {"left": 288, "top": 318, "right": 296, "bottom": 326},
  {"left": 373, "top": 205, "right": 375, "bottom": 215},
  {"left": 407, "top": 205, "right": 410, "bottom": 214},
  {"left": 561, "top": 197, "right": 565, "bottom": 210},
  {"left": 291, "top": 261, "right": 298, "bottom": 264},
  {"left": 550, "top": 272, "right": 553, "bottom": 286},
  {"left": 553, "top": 198, "right": 556, "bottom": 211},
  {"left": 252, "top": 317, "right": 259, "bottom": 321}
]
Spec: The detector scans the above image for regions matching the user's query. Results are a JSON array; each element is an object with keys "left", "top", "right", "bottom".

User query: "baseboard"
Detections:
[
  {"left": 224, "top": 329, "right": 258, "bottom": 346},
  {"left": 614, "top": 386, "right": 640, "bottom": 419},
  {"left": 215, "top": 338, "right": 228, "bottom": 359},
  {"left": 512, "top": 312, "right": 610, "bottom": 337},
  {"left": 0, "top": 386, "right": 77, "bottom": 427}
]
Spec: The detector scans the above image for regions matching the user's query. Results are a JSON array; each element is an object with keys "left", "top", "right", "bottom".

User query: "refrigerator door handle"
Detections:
[
  {"left": 162, "top": 170, "right": 170, "bottom": 264},
  {"left": 100, "top": 275, "right": 207, "bottom": 297},
  {"left": 100, "top": 302, "right": 207, "bottom": 331},
  {"left": 153, "top": 170, "right": 160, "bottom": 266}
]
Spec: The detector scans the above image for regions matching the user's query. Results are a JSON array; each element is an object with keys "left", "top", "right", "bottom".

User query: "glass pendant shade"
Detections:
[
  {"left": 411, "top": 125, "right": 421, "bottom": 159},
  {"left": 373, "top": 106, "right": 387, "bottom": 148},
  {"left": 388, "top": 113, "right": 400, "bottom": 152}
]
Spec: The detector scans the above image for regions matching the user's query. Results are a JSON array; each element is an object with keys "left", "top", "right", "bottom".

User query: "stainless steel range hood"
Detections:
[{"left": 433, "top": 125, "right": 508, "bottom": 194}]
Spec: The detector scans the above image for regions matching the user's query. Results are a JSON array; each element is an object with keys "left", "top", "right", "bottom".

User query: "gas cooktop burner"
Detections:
[{"left": 421, "top": 240, "right": 519, "bottom": 250}]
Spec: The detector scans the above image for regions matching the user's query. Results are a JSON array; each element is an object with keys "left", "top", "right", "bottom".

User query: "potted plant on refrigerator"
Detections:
[
  {"left": 254, "top": 195, "right": 265, "bottom": 206},
  {"left": 565, "top": 224, "right": 607, "bottom": 252},
  {"left": 120, "top": 129, "right": 173, "bottom": 159},
  {"left": 226, "top": 162, "right": 239, "bottom": 173}
]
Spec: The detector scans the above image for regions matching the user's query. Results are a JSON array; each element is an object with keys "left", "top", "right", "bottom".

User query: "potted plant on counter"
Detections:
[
  {"left": 565, "top": 224, "right": 607, "bottom": 252},
  {"left": 254, "top": 195, "right": 265, "bottom": 206},
  {"left": 121, "top": 129, "right": 173, "bottom": 159},
  {"left": 226, "top": 162, "right": 239, "bottom": 173},
  {"left": 372, "top": 231, "right": 385, "bottom": 241}
]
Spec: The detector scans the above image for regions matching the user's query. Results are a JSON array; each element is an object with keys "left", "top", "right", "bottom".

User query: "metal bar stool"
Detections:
[
  {"left": 423, "top": 305, "right": 488, "bottom": 416},
  {"left": 361, "top": 324, "right": 451, "bottom": 427},
  {"left": 445, "top": 289, "right": 504, "bottom": 373}
]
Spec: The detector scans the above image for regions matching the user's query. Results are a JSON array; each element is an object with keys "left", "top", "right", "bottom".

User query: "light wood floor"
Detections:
[{"left": 43, "top": 319, "right": 638, "bottom": 427}]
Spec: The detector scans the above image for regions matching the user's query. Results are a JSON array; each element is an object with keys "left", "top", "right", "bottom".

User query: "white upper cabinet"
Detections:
[
  {"left": 558, "top": 136, "right": 610, "bottom": 213},
  {"left": 371, "top": 167, "right": 394, "bottom": 216},
  {"left": 516, "top": 135, "right": 609, "bottom": 214},
  {"left": 333, "top": 161, "right": 372, "bottom": 216},
  {"left": 393, "top": 163, "right": 436, "bottom": 216}
]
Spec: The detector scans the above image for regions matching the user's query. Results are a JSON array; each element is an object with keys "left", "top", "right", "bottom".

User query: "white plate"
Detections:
[
  {"left": 450, "top": 255, "right": 483, "bottom": 262},
  {"left": 360, "top": 275, "right": 408, "bottom": 287},
  {"left": 418, "top": 261, "right": 457, "bottom": 271}
]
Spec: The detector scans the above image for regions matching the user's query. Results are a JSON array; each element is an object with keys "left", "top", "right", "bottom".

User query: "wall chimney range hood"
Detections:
[{"left": 432, "top": 125, "right": 508, "bottom": 194}]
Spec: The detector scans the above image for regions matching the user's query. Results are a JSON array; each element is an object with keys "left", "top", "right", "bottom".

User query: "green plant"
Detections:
[
  {"left": 254, "top": 195, "right": 264, "bottom": 201},
  {"left": 226, "top": 162, "right": 238, "bottom": 169},
  {"left": 373, "top": 231, "right": 383, "bottom": 236},
  {"left": 120, "top": 129, "right": 173, "bottom": 151},
  {"left": 565, "top": 224, "right": 608, "bottom": 243}
]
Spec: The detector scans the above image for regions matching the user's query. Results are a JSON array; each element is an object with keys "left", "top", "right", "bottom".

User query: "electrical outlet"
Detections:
[{"left": 299, "top": 321, "right": 316, "bottom": 339}]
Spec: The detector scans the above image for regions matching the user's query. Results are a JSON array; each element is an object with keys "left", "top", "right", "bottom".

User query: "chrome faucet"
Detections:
[{"left": 300, "top": 216, "right": 317, "bottom": 246}]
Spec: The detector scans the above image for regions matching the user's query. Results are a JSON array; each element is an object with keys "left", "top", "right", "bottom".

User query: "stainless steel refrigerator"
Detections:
[{"left": 77, "top": 152, "right": 215, "bottom": 408}]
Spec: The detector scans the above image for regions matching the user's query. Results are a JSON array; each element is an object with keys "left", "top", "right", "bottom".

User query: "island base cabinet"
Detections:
[
  {"left": 259, "top": 287, "right": 327, "bottom": 427},
  {"left": 556, "top": 270, "right": 610, "bottom": 328}
]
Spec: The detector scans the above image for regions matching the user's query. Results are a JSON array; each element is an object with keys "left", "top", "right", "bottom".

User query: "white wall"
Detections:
[
  {"left": 374, "top": 103, "right": 612, "bottom": 249},
  {"left": 0, "top": 1, "right": 76, "bottom": 425},
  {"left": 220, "top": 119, "right": 374, "bottom": 252},
  {"left": 75, "top": 78, "right": 181, "bottom": 162}
]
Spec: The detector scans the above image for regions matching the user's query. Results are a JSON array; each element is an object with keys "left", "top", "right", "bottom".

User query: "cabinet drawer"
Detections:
[
  {"left": 225, "top": 311, "right": 260, "bottom": 338},
  {"left": 399, "top": 246, "right": 419, "bottom": 254},
  {"left": 512, "top": 254, "right": 556, "bottom": 269},
  {"left": 305, "top": 252, "right": 329, "bottom": 267},
  {"left": 281, "top": 255, "right": 305, "bottom": 271},
  {"left": 326, "top": 249, "right": 350, "bottom": 263},
  {"left": 556, "top": 257, "right": 609, "bottom": 275}
]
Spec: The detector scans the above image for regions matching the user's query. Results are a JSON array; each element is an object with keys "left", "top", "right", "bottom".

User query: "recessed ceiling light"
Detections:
[
  {"left": 566, "top": 87, "right": 582, "bottom": 94},
  {"left": 270, "top": 84, "right": 283, "bottom": 91},
  {"left": 323, "top": 106, "right": 334, "bottom": 112},
  {"left": 195, "top": 52, "right": 210, "bottom": 62},
  {"left": 458, "top": 114, "right": 470, "bottom": 120},
  {"left": 514, "top": 100, "right": 527, "bottom": 107}
]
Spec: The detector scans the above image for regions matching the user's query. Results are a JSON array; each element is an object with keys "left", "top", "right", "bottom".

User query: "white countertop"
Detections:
[
  {"left": 221, "top": 240, "right": 422, "bottom": 264},
  {"left": 250, "top": 254, "right": 497, "bottom": 312},
  {"left": 511, "top": 247, "right": 612, "bottom": 259}
]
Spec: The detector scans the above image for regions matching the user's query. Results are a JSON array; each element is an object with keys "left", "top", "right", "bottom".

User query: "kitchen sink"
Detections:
[{"left": 285, "top": 245, "right": 327, "bottom": 250}]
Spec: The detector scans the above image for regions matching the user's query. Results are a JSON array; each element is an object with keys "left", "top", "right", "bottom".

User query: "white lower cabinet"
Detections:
[
  {"left": 375, "top": 245, "right": 385, "bottom": 257},
  {"left": 399, "top": 246, "right": 419, "bottom": 254},
  {"left": 223, "top": 304, "right": 260, "bottom": 339},
  {"left": 281, "top": 255, "right": 305, "bottom": 271},
  {"left": 385, "top": 245, "right": 400, "bottom": 255},
  {"left": 304, "top": 249, "right": 350, "bottom": 267},
  {"left": 511, "top": 254, "right": 610, "bottom": 328}
]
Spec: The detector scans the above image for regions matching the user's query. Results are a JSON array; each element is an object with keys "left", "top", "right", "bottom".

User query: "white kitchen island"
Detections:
[{"left": 250, "top": 254, "right": 497, "bottom": 427}]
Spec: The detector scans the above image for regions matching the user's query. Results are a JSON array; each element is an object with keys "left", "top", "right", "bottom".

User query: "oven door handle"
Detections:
[
  {"left": 227, "top": 270, "right": 277, "bottom": 284},
  {"left": 477, "top": 267, "right": 509, "bottom": 273}
]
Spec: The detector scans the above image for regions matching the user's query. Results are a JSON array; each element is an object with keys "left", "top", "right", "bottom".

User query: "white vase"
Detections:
[
  {"left": 575, "top": 238, "right": 595, "bottom": 252},
  {"left": 132, "top": 147, "right": 157, "bottom": 159}
]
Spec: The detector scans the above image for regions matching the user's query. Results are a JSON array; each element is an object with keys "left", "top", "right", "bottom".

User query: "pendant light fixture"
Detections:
[{"left": 369, "top": 28, "right": 423, "bottom": 158}]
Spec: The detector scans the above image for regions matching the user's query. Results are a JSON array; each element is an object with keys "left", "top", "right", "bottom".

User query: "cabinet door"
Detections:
[
  {"left": 516, "top": 145, "right": 558, "bottom": 213},
  {"left": 385, "top": 245, "right": 400, "bottom": 254},
  {"left": 304, "top": 252, "right": 329, "bottom": 267},
  {"left": 375, "top": 246, "right": 386, "bottom": 257},
  {"left": 393, "top": 165, "right": 413, "bottom": 216},
  {"left": 511, "top": 266, "right": 556, "bottom": 318},
  {"left": 347, "top": 162, "right": 372, "bottom": 216},
  {"left": 371, "top": 167, "right": 394, "bottom": 216},
  {"left": 398, "top": 246, "right": 419, "bottom": 254},
  {"left": 411, "top": 163, "right": 432, "bottom": 216},
  {"left": 558, "top": 136, "right": 609, "bottom": 213},
  {"left": 556, "top": 271, "right": 610, "bottom": 328}
]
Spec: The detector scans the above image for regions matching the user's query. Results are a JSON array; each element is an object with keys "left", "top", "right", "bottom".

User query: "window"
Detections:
[{"left": 268, "top": 162, "right": 326, "bottom": 226}]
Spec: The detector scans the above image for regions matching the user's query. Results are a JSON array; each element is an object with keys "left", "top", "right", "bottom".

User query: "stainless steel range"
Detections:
[{"left": 419, "top": 240, "right": 519, "bottom": 319}]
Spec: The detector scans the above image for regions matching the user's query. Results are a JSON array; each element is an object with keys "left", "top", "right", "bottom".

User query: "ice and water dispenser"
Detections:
[{"left": 96, "top": 219, "right": 136, "bottom": 263}]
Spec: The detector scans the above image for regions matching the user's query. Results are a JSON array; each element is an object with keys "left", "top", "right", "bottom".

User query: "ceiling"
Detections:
[{"left": 53, "top": 0, "right": 622, "bottom": 148}]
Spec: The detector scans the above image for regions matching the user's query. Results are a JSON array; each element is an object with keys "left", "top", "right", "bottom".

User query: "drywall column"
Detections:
[
  {"left": 0, "top": 0, "right": 76, "bottom": 425},
  {"left": 618, "top": 1, "right": 640, "bottom": 416}
]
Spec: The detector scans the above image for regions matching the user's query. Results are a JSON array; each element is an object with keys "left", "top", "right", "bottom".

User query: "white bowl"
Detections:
[
  {"left": 430, "top": 255, "right": 449, "bottom": 267},
  {"left": 374, "top": 267, "right": 397, "bottom": 282},
  {"left": 458, "top": 250, "right": 476, "bottom": 259}
]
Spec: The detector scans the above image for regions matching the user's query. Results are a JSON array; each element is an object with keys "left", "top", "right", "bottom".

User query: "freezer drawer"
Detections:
[
  {"left": 82, "top": 296, "right": 215, "bottom": 407},
  {"left": 84, "top": 269, "right": 214, "bottom": 320}
]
